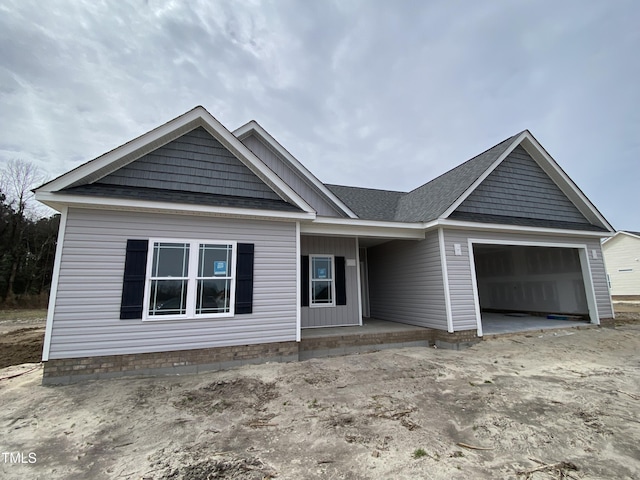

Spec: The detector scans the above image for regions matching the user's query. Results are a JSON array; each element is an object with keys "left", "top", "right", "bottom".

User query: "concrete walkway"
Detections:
[{"left": 481, "top": 312, "right": 590, "bottom": 335}]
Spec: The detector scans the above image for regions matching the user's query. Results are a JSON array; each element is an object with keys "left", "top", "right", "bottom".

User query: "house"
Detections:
[
  {"left": 35, "top": 106, "right": 616, "bottom": 384},
  {"left": 602, "top": 231, "right": 640, "bottom": 298}
]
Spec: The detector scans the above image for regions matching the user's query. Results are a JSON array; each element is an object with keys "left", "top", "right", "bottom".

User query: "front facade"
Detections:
[
  {"left": 35, "top": 107, "right": 616, "bottom": 383},
  {"left": 602, "top": 231, "right": 640, "bottom": 297}
]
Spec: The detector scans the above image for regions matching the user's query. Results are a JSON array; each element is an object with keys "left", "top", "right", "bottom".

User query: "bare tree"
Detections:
[
  {"left": 0, "top": 159, "right": 48, "bottom": 302},
  {"left": 0, "top": 159, "right": 47, "bottom": 220}
]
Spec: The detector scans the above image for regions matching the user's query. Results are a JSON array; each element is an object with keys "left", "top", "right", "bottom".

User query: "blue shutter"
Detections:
[
  {"left": 120, "top": 239, "right": 148, "bottom": 319},
  {"left": 235, "top": 243, "right": 254, "bottom": 314}
]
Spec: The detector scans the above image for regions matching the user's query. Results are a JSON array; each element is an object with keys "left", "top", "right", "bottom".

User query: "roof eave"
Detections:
[{"left": 34, "top": 191, "right": 316, "bottom": 222}]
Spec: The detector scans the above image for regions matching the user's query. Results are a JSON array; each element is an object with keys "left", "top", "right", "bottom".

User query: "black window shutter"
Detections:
[
  {"left": 235, "top": 243, "right": 255, "bottom": 314},
  {"left": 120, "top": 239, "right": 149, "bottom": 320},
  {"left": 301, "top": 255, "right": 309, "bottom": 307},
  {"left": 335, "top": 256, "right": 347, "bottom": 306}
]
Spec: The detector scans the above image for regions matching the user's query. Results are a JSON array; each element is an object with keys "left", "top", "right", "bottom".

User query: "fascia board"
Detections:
[
  {"left": 36, "top": 107, "right": 316, "bottom": 215},
  {"left": 301, "top": 222, "right": 426, "bottom": 240},
  {"left": 518, "top": 133, "right": 615, "bottom": 232},
  {"left": 234, "top": 121, "right": 358, "bottom": 219},
  {"left": 34, "top": 192, "right": 316, "bottom": 221},
  {"left": 300, "top": 217, "right": 433, "bottom": 239},
  {"left": 438, "top": 218, "right": 614, "bottom": 238},
  {"left": 440, "top": 133, "right": 525, "bottom": 219}
]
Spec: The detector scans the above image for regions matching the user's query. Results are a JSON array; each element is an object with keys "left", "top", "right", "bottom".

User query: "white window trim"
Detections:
[
  {"left": 309, "top": 254, "right": 336, "bottom": 308},
  {"left": 143, "top": 238, "right": 237, "bottom": 321}
]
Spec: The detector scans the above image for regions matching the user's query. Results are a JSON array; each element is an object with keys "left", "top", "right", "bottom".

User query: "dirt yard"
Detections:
[{"left": 1, "top": 309, "right": 639, "bottom": 479}]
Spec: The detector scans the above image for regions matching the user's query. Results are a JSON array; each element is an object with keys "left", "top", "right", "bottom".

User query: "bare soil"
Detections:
[{"left": 0, "top": 308, "right": 639, "bottom": 479}]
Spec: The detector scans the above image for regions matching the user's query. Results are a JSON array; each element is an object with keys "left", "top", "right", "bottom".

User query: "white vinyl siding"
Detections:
[
  {"left": 367, "top": 231, "right": 448, "bottom": 330},
  {"left": 48, "top": 208, "right": 297, "bottom": 359},
  {"left": 602, "top": 234, "right": 640, "bottom": 296},
  {"left": 443, "top": 229, "right": 613, "bottom": 331}
]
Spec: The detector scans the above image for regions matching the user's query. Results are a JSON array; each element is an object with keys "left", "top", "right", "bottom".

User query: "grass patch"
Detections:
[
  {"left": 412, "top": 448, "right": 427, "bottom": 459},
  {"left": 0, "top": 309, "right": 47, "bottom": 322}
]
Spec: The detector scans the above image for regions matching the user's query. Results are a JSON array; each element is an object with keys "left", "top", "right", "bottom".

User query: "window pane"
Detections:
[
  {"left": 199, "top": 244, "right": 232, "bottom": 277},
  {"left": 312, "top": 281, "right": 332, "bottom": 303},
  {"left": 196, "top": 279, "right": 231, "bottom": 314},
  {"left": 153, "top": 243, "right": 189, "bottom": 277},
  {"left": 312, "top": 257, "right": 332, "bottom": 280},
  {"left": 149, "top": 279, "right": 187, "bottom": 315}
]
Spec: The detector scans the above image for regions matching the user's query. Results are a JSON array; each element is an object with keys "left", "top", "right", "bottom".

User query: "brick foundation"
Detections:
[
  {"left": 432, "top": 329, "right": 481, "bottom": 350},
  {"left": 43, "top": 341, "right": 299, "bottom": 385},
  {"left": 299, "top": 328, "right": 433, "bottom": 360},
  {"left": 42, "top": 327, "right": 483, "bottom": 384}
]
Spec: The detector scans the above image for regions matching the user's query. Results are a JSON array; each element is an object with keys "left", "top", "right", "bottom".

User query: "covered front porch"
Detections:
[{"left": 299, "top": 317, "right": 432, "bottom": 360}]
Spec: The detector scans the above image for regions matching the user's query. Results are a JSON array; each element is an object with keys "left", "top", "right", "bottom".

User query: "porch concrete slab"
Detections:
[
  {"left": 301, "top": 318, "right": 426, "bottom": 339},
  {"left": 482, "top": 312, "right": 590, "bottom": 335}
]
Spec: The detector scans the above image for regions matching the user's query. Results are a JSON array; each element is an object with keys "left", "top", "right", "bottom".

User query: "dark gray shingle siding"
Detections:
[
  {"left": 454, "top": 145, "right": 591, "bottom": 225},
  {"left": 96, "top": 127, "right": 281, "bottom": 201},
  {"left": 63, "top": 184, "right": 301, "bottom": 212}
]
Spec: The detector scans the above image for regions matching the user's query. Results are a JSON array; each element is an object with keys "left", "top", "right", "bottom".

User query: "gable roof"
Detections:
[
  {"left": 233, "top": 121, "right": 357, "bottom": 219},
  {"left": 326, "top": 130, "right": 614, "bottom": 233},
  {"left": 35, "top": 105, "right": 614, "bottom": 234},
  {"left": 35, "top": 106, "right": 316, "bottom": 216}
]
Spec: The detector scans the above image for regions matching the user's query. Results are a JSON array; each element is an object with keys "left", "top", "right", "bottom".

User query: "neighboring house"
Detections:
[
  {"left": 602, "top": 231, "right": 640, "bottom": 297},
  {"left": 35, "top": 106, "right": 616, "bottom": 384}
]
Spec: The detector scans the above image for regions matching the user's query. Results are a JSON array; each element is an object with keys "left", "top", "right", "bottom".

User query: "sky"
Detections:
[{"left": 0, "top": 0, "right": 638, "bottom": 230}]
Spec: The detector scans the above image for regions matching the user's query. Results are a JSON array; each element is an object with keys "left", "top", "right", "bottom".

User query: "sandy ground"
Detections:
[{"left": 0, "top": 309, "right": 639, "bottom": 479}]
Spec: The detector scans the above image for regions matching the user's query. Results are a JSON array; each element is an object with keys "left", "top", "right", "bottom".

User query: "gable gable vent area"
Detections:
[{"left": 450, "top": 145, "right": 602, "bottom": 231}]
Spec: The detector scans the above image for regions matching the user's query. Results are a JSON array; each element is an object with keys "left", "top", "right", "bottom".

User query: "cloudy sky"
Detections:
[{"left": 1, "top": 0, "right": 638, "bottom": 229}]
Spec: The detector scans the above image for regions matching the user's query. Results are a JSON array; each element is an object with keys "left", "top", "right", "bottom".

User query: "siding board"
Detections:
[
  {"left": 96, "top": 127, "right": 281, "bottom": 201},
  {"left": 300, "top": 236, "right": 359, "bottom": 327},
  {"left": 48, "top": 207, "right": 297, "bottom": 359},
  {"left": 602, "top": 234, "right": 640, "bottom": 296},
  {"left": 443, "top": 229, "right": 613, "bottom": 331},
  {"left": 241, "top": 135, "right": 345, "bottom": 217},
  {"left": 455, "top": 146, "right": 592, "bottom": 225},
  {"left": 367, "top": 232, "right": 448, "bottom": 330}
]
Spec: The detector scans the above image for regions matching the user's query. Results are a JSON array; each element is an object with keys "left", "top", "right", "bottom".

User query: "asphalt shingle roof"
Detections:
[
  {"left": 327, "top": 133, "right": 520, "bottom": 223},
  {"left": 325, "top": 185, "right": 405, "bottom": 222}
]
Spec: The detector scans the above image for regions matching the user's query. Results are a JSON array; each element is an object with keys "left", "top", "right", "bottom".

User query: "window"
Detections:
[
  {"left": 310, "top": 255, "right": 335, "bottom": 306},
  {"left": 145, "top": 239, "right": 236, "bottom": 319}
]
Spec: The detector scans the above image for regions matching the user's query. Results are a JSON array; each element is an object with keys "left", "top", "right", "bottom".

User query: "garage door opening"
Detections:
[{"left": 471, "top": 243, "right": 595, "bottom": 335}]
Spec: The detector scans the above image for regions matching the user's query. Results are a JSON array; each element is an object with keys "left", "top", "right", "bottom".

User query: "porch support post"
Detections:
[
  {"left": 296, "top": 221, "right": 301, "bottom": 341},
  {"left": 355, "top": 237, "right": 363, "bottom": 325},
  {"left": 438, "top": 228, "right": 454, "bottom": 333}
]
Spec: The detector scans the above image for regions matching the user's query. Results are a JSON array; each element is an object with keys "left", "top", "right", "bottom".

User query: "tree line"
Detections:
[{"left": 1, "top": 160, "right": 59, "bottom": 307}]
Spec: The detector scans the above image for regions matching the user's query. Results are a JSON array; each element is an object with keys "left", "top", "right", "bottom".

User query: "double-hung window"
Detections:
[
  {"left": 145, "top": 239, "right": 236, "bottom": 320},
  {"left": 310, "top": 255, "right": 335, "bottom": 307}
]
